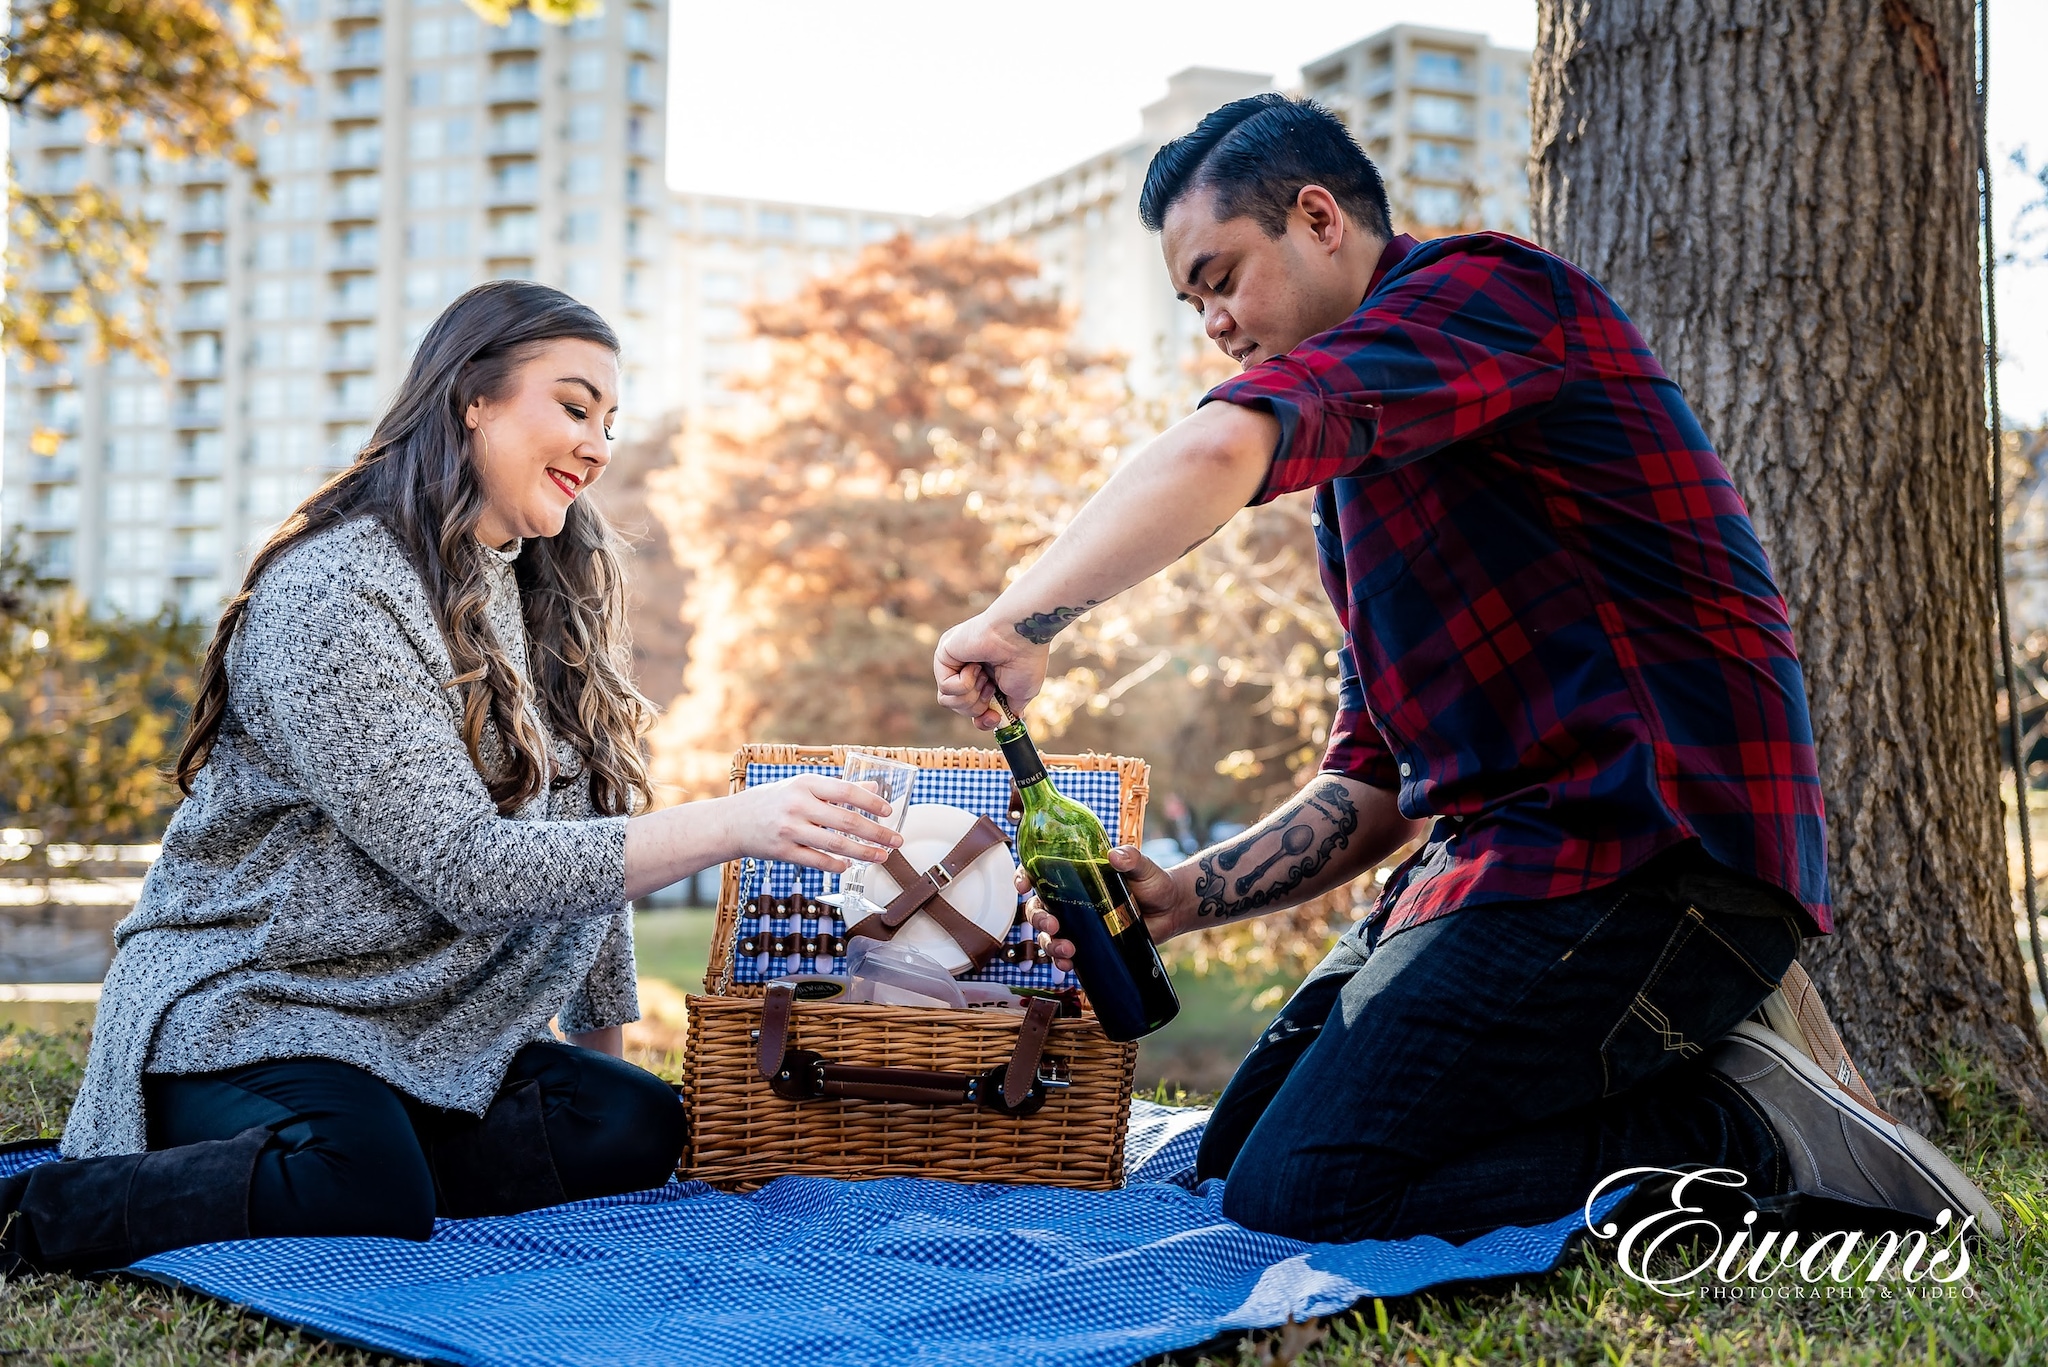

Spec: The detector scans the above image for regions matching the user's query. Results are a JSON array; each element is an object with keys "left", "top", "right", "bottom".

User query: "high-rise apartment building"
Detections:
[
  {"left": 662, "top": 195, "right": 932, "bottom": 414},
  {"left": 1, "top": 0, "right": 668, "bottom": 619},
  {"left": 970, "top": 29, "right": 1530, "bottom": 399},
  {"left": 1301, "top": 25, "right": 1531, "bottom": 237},
  {"left": 967, "top": 67, "right": 1274, "bottom": 400}
]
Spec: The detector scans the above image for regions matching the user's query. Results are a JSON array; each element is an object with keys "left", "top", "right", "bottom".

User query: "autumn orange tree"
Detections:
[{"left": 647, "top": 234, "right": 1126, "bottom": 781}]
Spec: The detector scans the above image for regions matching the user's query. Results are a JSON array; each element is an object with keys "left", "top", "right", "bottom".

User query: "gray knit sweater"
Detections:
[{"left": 62, "top": 516, "right": 637, "bottom": 1159}]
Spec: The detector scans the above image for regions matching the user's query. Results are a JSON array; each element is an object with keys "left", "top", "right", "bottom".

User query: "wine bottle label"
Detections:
[
  {"left": 1101, "top": 899, "right": 1136, "bottom": 937},
  {"left": 997, "top": 728, "right": 1048, "bottom": 788}
]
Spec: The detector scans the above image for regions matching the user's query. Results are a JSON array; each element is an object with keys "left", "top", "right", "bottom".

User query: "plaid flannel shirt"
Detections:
[{"left": 1203, "top": 232, "right": 1831, "bottom": 937}]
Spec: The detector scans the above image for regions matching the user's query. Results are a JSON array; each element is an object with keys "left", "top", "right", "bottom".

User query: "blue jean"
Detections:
[{"left": 1197, "top": 843, "right": 1802, "bottom": 1244}]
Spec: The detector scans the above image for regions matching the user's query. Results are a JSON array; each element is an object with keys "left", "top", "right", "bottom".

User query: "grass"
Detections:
[{"left": 6, "top": 1030, "right": 2047, "bottom": 1365}]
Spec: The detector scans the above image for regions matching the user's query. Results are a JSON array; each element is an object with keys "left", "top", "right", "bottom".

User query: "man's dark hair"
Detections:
[{"left": 1139, "top": 93, "right": 1393, "bottom": 240}]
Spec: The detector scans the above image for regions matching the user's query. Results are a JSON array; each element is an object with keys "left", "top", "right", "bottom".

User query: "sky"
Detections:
[{"left": 666, "top": 0, "right": 2046, "bottom": 422}]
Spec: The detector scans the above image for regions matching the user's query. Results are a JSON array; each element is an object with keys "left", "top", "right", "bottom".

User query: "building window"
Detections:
[
  {"left": 1410, "top": 186, "right": 1464, "bottom": 226},
  {"left": 411, "top": 71, "right": 442, "bottom": 106},
  {"left": 563, "top": 260, "right": 600, "bottom": 297},
  {"left": 804, "top": 214, "right": 848, "bottom": 246},
  {"left": 569, "top": 51, "right": 604, "bottom": 91},
  {"left": 1410, "top": 95, "right": 1473, "bottom": 136},
  {"left": 563, "top": 209, "right": 601, "bottom": 244},
  {"left": 566, "top": 104, "right": 604, "bottom": 142},
  {"left": 565, "top": 157, "right": 603, "bottom": 195},
  {"left": 1411, "top": 140, "right": 1466, "bottom": 178},
  {"left": 701, "top": 202, "right": 743, "bottom": 236},
  {"left": 1412, "top": 51, "right": 1469, "bottom": 88},
  {"left": 412, "top": 16, "right": 445, "bottom": 59},
  {"left": 758, "top": 208, "right": 793, "bottom": 240},
  {"left": 701, "top": 270, "right": 744, "bottom": 302},
  {"left": 410, "top": 119, "right": 444, "bottom": 159}
]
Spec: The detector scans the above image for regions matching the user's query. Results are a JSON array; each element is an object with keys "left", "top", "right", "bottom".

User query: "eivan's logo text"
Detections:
[{"left": 1584, "top": 1168, "right": 1976, "bottom": 1299}]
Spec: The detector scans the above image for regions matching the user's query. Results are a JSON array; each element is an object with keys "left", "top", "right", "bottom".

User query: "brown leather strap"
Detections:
[
  {"left": 758, "top": 982, "right": 794, "bottom": 1080},
  {"left": 1002, "top": 996, "right": 1059, "bottom": 1109},
  {"left": 844, "top": 817, "right": 1011, "bottom": 967},
  {"left": 754, "top": 986, "right": 1063, "bottom": 1115},
  {"left": 817, "top": 1065, "right": 979, "bottom": 1105},
  {"left": 878, "top": 817, "right": 1009, "bottom": 923}
]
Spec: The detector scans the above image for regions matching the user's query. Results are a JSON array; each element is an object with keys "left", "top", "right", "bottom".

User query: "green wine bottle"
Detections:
[{"left": 991, "top": 693, "right": 1179, "bottom": 1041}]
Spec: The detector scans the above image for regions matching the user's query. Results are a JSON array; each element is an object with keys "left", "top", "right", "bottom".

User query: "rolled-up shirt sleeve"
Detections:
[
  {"left": 233, "top": 578, "right": 628, "bottom": 936},
  {"left": 1201, "top": 237, "right": 1569, "bottom": 505}
]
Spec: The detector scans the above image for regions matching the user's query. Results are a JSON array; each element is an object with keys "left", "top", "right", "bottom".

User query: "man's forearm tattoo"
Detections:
[
  {"left": 1014, "top": 600, "right": 1098, "bottom": 645},
  {"left": 1193, "top": 781, "right": 1359, "bottom": 921}
]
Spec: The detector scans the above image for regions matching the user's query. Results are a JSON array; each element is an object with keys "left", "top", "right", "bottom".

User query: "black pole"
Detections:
[{"left": 1978, "top": 0, "right": 2048, "bottom": 1030}]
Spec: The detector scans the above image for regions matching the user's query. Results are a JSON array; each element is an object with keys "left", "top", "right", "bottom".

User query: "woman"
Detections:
[{"left": 1, "top": 283, "right": 900, "bottom": 1275}]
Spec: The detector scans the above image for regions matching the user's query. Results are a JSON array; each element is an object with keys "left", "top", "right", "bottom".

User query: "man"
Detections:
[{"left": 934, "top": 94, "right": 1999, "bottom": 1243}]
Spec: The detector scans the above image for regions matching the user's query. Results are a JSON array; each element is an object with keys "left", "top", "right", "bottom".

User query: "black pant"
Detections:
[
  {"left": 142, "top": 1040, "right": 686, "bottom": 1241},
  {"left": 1195, "top": 842, "right": 1802, "bottom": 1244}
]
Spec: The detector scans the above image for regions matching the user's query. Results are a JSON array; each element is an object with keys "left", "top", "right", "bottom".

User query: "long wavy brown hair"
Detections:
[{"left": 175, "top": 281, "right": 653, "bottom": 816}]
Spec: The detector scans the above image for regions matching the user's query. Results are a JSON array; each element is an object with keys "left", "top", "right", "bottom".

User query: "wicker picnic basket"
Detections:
[{"left": 680, "top": 742, "right": 1147, "bottom": 1190}]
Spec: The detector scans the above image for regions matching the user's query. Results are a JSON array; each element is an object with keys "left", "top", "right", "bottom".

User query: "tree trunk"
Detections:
[{"left": 1532, "top": 0, "right": 2048, "bottom": 1130}]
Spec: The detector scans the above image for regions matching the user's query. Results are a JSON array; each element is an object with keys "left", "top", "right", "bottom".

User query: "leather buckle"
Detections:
[{"left": 928, "top": 863, "right": 956, "bottom": 890}]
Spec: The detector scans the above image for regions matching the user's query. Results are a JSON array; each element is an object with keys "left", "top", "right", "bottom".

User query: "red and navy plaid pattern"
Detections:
[{"left": 1204, "top": 232, "right": 1830, "bottom": 937}]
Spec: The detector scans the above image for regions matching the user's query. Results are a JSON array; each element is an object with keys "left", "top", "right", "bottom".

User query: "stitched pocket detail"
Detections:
[{"left": 1597, "top": 905, "right": 1795, "bottom": 1099}]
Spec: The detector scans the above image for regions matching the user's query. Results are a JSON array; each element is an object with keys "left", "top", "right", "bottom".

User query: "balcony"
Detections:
[
  {"left": 176, "top": 352, "right": 222, "bottom": 380},
  {"left": 487, "top": 12, "right": 542, "bottom": 50},
  {"left": 182, "top": 201, "right": 227, "bottom": 231},
  {"left": 329, "top": 189, "right": 382, "bottom": 221},
  {"left": 335, "top": 0, "right": 382, "bottom": 15},
  {"left": 333, "top": 33, "right": 384, "bottom": 70},
  {"left": 180, "top": 248, "right": 226, "bottom": 282},
  {"left": 1409, "top": 67, "right": 1477, "bottom": 95},
  {"left": 26, "top": 510, "right": 79, "bottom": 533},
  {"left": 327, "top": 294, "right": 378, "bottom": 322},
  {"left": 167, "top": 558, "right": 220, "bottom": 579},
  {"left": 32, "top": 412, "right": 82, "bottom": 438},
  {"left": 325, "top": 399, "right": 379, "bottom": 423},
  {"left": 326, "top": 348, "right": 377, "bottom": 372},
  {"left": 487, "top": 70, "right": 540, "bottom": 103},
  {"left": 331, "top": 89, "right": 383, "bottom": 120},
  {"left": 487, "top": 128, "right": 540, "bottom": 155},
  {"left": 26, "top": 457, "right": 80, "bottom": 483},
  {"left": 172, "top": 405, "right": 224, "bottom": 430},
  {"left": 173, "top": 302, "right": 228, "bottom": 330},
  {"left": 171, "top": 449, "right": 223, "bottom": 477},
  {"left": 177, "top": 157, "right": 231, "bottom": 184},
  {"left": 330, "top": 144, "right": 383, "bottom": 171},
  {"left": 330, "top": 240, "right": 380, "bottom": 270}
]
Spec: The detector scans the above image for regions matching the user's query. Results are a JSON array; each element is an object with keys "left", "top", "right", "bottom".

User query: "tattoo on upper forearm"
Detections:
[
  {"left": 1177, "top": 522, "right": 1228, "bottom": 560},
  {"left": 1193, "top": 780, "right": 1359, "bottom": 921},
  {"left": 1014, "top": 601, "right": 1099, "bottom": 645}
]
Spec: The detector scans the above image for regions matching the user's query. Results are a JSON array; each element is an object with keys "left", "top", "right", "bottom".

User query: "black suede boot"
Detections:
[
  {"left": 4, "top": 1125, "right": 273, "bottom": 1275},
  {"left": 427, "top": 1078, "right": 567, "bottom": 1219},
  {"left": 1, "top": 1168, "right": 33, "bottom": 1276}
]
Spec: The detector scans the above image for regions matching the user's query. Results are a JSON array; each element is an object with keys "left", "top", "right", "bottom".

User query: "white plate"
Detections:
[{"left": 857, "top": 804, "right": 1018, "bottom": 975}]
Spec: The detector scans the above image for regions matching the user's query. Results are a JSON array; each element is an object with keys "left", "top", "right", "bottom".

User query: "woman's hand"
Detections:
[
  {"left": 1023, "top": 845, "right": 1192, "bottom": 974},
  {"left": 712, "top": 774, "right": 903, "bottom": 874}
]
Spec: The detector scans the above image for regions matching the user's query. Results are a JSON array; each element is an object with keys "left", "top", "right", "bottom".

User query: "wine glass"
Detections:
[{"left": 818, "top": 752, "right": 918, "bottom": 922}]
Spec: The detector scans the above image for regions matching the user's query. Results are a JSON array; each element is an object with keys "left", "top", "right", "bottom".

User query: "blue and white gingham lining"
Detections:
[{"left": 728, "top": 762, "right": 1125, "bottom": 989}]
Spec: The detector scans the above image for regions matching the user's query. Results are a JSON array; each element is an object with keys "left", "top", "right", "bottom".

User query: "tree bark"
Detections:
[{"left": 1532, "top": 0, "right": 2048, "bottom": 1129}]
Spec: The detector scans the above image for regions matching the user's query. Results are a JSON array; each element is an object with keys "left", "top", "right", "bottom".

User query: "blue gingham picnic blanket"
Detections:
[{"left": 1, "top": 1103, "right": 1619, "bottom": 1367}]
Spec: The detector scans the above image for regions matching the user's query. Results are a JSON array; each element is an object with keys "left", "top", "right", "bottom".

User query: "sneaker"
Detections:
[
  {"left": 1753, "top": 960, "right": 1888, "bottom": 1118},
  {"left": 1708, "top": 1021, "right": 2004, "bottom": 1239}
]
